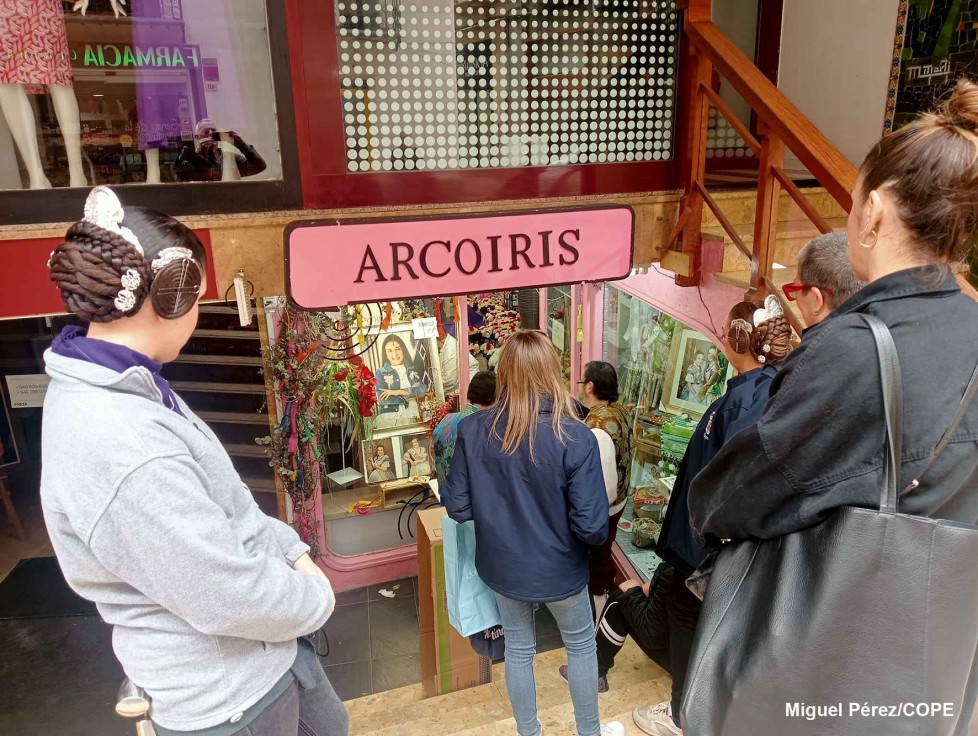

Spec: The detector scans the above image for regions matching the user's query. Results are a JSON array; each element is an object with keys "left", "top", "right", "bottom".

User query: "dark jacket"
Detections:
[
  {"left": 442, "top": 400, "right": 609, "bottom": 603},
  {"left": 656, "top": 364, "right": 779, "bottom": 571},
  {"left": 689, "top": 267, "right": 978, "bottom": 544}
]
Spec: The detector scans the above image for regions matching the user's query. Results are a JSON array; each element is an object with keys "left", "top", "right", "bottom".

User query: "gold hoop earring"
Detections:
[{"left": 859, "top": 229, "right": 878, "bottom": 248}]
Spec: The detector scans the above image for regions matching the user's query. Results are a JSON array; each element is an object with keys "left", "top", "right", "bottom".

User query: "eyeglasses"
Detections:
[{"left": 782, "top": 282, "right": 834, "bottom": 302}]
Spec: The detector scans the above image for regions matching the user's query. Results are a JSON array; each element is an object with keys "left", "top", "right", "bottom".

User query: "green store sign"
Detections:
[{"left": 70, "top": 44, "right": 201, "bottom": 69}]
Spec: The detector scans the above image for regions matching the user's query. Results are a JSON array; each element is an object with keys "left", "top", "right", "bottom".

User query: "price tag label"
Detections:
[{"left": 412, "top": 317, "right": 438, "bottom": 339}]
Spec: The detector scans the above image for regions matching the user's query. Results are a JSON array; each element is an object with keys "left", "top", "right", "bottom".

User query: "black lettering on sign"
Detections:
[
  {"left": 539, "top": 230, "right": 554, "bottom": 267},
  {"left": 558, "top": 229, "right": 580, "bottom": 265},
  {"left": 354, "top": 245, "right": 388, "bottom": 283},
  {"left": 455, "top": 238, "right": 483, "bottom": 275},
  {"left": 487, "top": 235, "right": 503, "bottom": 273},
  {"left": 390, "top": 242, "right": 419, "bottom": 281},
  {"left": 420, "top": 240, "right": 451, "bottom": 278},
  {"left": 509, "top": 233, "right": 535, "bottom": 271}
]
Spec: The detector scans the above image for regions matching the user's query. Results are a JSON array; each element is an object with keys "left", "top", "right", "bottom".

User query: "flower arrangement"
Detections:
[{"left": 263, "top": 307, "right": 378, "bottom": 558}]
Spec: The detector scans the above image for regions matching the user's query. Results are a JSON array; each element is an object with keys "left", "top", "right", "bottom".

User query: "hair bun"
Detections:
[{"left": 942, "top": 78, "right": 978, "bottom": 131}]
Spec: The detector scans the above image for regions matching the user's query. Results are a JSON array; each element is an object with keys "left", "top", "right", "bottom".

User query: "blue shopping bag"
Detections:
[{"left": 441, "top": 517, "right": 501, "bottom": 637}]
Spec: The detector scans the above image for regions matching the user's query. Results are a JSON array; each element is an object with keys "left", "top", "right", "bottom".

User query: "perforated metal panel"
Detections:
[{"left": 337, "top": 0, "right": 679, "bottom": 172}]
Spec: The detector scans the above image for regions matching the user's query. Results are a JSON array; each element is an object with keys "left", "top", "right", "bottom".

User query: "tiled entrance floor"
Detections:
[{"left": 322, "top": 577, "right": 567, "bottom": 702}]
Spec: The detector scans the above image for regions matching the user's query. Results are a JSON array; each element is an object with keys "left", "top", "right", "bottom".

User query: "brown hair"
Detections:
[
  {"left": 491, "top": 330, "right": 581, "bottom": 459},
  {"left": 860, "top": 78, "right": 978, "bottom": 264},
  {"left": 48, "top": 220, "right": 152, "bottom": 323},
  {"left": 726, "top": 301, "right": 793, "bottom": 362},
  {"left": 49, "top": 206, "right": 207, "bottom": 323}
]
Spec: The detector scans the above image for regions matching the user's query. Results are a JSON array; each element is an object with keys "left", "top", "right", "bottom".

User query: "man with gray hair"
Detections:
[{"left": 782, "top": 232, "right": 866, "bottom": 329}]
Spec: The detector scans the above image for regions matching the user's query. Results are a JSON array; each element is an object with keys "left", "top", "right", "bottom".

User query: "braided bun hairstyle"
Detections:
[
  {"left": 726, "top": 302, "right": 759, "bottom": 355},
  {"left": 49, "top": 220, "right": 153, "bottom": 323},
  {"left": 726, "top": 301, "right": 794, "bottom": 363},
  {"left": 49, "top": 200, "right": 207, "bottom": 324},
  {"left": 751, "top": 313, "right": 793, "bottom": 362}
]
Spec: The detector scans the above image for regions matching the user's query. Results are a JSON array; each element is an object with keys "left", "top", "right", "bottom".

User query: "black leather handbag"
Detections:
[{"left": 680, "top": 316, "right": 978, "bottom": 736}]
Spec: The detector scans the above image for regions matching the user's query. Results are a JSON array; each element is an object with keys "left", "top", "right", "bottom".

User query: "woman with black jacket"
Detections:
[
  {"left": 688, "top": 80, "right": 978, "bottom": 542},
  {"left": 686, "top": 80, "right": 978, "bottom": 733}
]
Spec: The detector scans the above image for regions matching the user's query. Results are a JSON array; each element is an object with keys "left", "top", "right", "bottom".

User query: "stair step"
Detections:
[
  {"left": 347, "top": 640, "right": 666, "bottom": 736},
  {"left": 224, "top": 443, "right": 270, "bottom": 458},
  {"left": 192, "top": 329, "right": 260, "bottom": 340},
  {"left": 349, "top": 679, "right": 500, "bottom": 735},
  {"left": 702, "top": 215, "right": 847, "bottom": 243},
  {"left": 197, "top": 410, "right": 270, "bottom": 425},
  {"left": 451, "top": 676, "right": 673, "bottom": 736},
  {"left": 174, "top": 354, "right": 263, "bottom": 366},
  {"left": 171, "top": 381, "right": 266, "bottom": 395},
  {"left": 714, "top": 264, "right": 798, "bottom": 290},
  {"left": 242, "top": 474, "right": 277, "bottom": 492},
  {"left": 199, "top": 304, "right": 242, "bottom": 314},
  {"left": 699, "top": 186, "right": 847, "bottom": 229}
]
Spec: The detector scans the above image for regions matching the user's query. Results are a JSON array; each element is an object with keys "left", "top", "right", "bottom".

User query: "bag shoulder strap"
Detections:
[
  {"left": 861, "top": 315, "right": 903, "bottom": 513},
  {"left": 901, "top": 356, "right": 978, "bottom": 496}
]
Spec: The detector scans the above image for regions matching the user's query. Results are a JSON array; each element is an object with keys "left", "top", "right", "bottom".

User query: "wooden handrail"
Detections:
[
  {"left": 771, "top": 165, "right": 835, "bottom": 235},
  {"left": 686, "top": 19, "right": 857, "bottom": 211},
  {"left": 695, "top": 181, "right": 752, "bottom": 266},
  {"left": 663, "top": 206, "right": 693, "bottom": 252},
  {"left": 700, "top": 83, "right": 762, "bottom": 156}
]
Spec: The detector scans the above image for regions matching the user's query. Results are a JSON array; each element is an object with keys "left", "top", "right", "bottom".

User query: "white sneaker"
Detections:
[
  {"left": 632, "top": 701, "right": 682, "bottom": 735},
  {"left": 599, "top": 722, "right": 625, "bottom": 736}
]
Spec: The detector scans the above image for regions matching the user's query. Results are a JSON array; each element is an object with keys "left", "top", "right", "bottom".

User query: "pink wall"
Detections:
[{"left": 587, "top": 239, "right": 744, "bottom": 362}]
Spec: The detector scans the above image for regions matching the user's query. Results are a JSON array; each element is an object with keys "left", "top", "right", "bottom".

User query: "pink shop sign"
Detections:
[{"left": 285, "top": 206, "right": 634, "bottom": 309}]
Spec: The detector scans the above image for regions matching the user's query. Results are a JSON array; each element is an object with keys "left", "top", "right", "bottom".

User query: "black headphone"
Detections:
[{"left": 149, "top": 247, "right": 203, "bottom": 320}]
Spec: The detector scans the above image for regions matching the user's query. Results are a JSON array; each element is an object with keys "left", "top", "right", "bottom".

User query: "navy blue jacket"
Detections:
[
  {"left": 656, "top": 364, "right": 779, "bottom": 571},
  {"left": 442, "top": 400, "right": 610, "bottom": 603}
]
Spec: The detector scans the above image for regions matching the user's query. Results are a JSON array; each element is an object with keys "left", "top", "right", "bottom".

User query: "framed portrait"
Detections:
[
  {"left": 365, "top": 326, "right": 445, "bottom": 436},
  {"left": 0, "top": 384, "right": 20, "bottom": 470},
  {"left": 661, "top": 327, "right": 725, "bottom": 419},
  {"left": 361, "top": 437, "right": 397, "bottom": 484},
  {"left": 396, "top": 432, "right": 434, "bottom": 479}
]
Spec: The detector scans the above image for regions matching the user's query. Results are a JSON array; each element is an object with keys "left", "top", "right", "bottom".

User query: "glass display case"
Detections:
[{"left": 602, "top": 284, "right": 730, "bottom": 580}]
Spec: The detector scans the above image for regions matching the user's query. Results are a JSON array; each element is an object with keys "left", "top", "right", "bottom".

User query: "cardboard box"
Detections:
[{"left": 417, "top": 507, "right": 492, "bottom": 698}]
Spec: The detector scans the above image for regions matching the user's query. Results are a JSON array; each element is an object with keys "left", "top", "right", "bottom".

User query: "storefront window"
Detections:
[
  {"left": 546, "top": 285, "right": 572, "bottom": 379},
  {"left": 603, "top": 285, "right": 730, "bottom": 579},
  {"left": 264, "top": 291, "right": 541, "bottom": 559},
  {"left": 0, "top": 0, "right": 281, "bottom": 190},
  {"left": 336, "top": 0, "right": 678, "bottom": 173}
]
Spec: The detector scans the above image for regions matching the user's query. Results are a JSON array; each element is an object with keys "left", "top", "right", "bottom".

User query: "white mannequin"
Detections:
[
  {"left": 0, "top": 0, "right": 127, "bottom": 189},
  {"left": 0, "top": 83, "right": 87, "bottom": 189}
]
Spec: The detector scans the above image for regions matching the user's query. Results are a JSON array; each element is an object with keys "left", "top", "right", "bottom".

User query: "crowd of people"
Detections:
[{"left": 35, "top": 79, "right": 978, "bottom": 736}]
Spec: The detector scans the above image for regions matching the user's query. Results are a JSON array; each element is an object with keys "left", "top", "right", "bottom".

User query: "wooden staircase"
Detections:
[
  {"left": 160, "top": 303, "right": 278, "bottom": 516},
  {"left": 660, "top": 0, "right": 857, "bottom": 335},
  {"left": 347, "top": 641, "right": 671, "bottom": 736}
]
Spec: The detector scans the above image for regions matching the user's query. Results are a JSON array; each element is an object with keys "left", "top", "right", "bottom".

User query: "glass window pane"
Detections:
[
  {"left": 335, "top": 0, "right": 679, "bottom": 173},
  {"left": 603, "top": 284, "right": 729, "bottom": 580},
  {"left": 0, "top": 0, "right": 281, "bottom": 190}
]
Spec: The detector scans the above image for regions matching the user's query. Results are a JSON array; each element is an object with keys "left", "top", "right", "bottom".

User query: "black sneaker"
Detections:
[{"left": 558, "top": 664, "right": 609, "bottom": 693}]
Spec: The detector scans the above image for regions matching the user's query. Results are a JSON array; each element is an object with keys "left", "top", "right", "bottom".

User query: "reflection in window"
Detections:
[
  {"left": 0, "top": 0, "right": 281, "bottom": 190},
  {"left": 337, "top": 0, "right": 678, "bottom": 172}
]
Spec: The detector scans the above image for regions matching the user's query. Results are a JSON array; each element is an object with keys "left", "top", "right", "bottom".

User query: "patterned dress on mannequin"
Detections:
[{"left": 0, "top": 0, "right": 73, "bottom": 86}]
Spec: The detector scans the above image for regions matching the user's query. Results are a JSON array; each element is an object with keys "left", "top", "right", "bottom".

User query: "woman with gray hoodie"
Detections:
[{"left": 41, "top": 187, "right": 347, "bottom": 736}]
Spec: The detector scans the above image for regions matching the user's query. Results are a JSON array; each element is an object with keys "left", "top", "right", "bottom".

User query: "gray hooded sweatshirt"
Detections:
[{"left": 40, "top": 350, "right": 335, "bottom": 732}]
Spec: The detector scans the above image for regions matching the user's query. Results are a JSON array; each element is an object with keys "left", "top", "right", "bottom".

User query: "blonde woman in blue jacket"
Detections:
[{"left": 443, "top": 330, "right": 623, "bottom": 736}]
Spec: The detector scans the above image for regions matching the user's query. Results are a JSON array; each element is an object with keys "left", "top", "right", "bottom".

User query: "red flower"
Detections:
[
  {"left": 334, "top": 369, "right": 350, "bottom": 382},
  {"left": 348, "top": 355, "right": 364, "bottom": 367}
]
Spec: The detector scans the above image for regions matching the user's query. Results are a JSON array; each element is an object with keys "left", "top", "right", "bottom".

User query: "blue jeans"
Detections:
[{"left": 493, "top": 588, "right": 601, "bottom": 736}]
